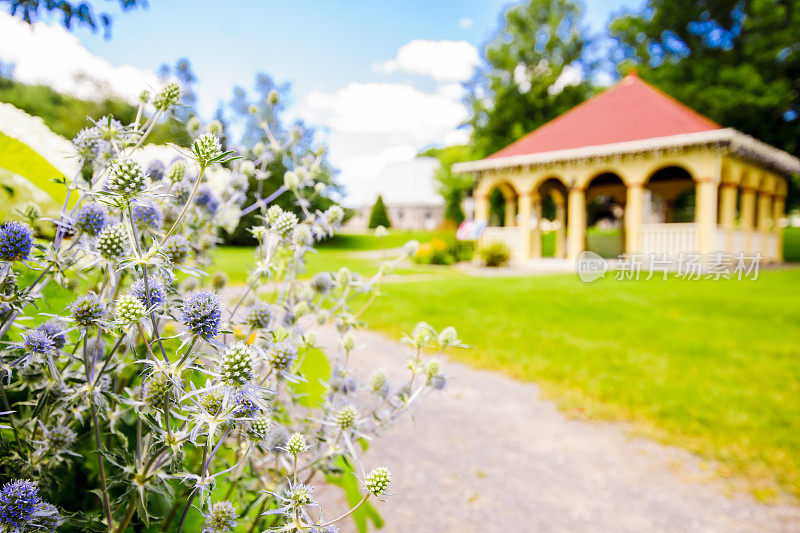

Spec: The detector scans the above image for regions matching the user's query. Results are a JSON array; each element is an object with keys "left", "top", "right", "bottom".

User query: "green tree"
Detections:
[
  {"left": 610, "top": 0, "right": 800, "bottom": 208},
  {"left": 368, "top": 195, "right": 391, "bottom": 229},
  {"left": 421, "top": 145, "right": 475, "bottom": 225},
  {"left": 466, "top": 0, "right": 596, "bottom": 157},
  {"left": 4, "top": 0, "right": 146, "bottom": 37}
]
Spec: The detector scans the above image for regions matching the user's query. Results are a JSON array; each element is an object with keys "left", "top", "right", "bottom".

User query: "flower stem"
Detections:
[
  {"left": 160, "top": 164, "right": 207, "bottom": 246},
  {"left": 91, "top": 404, "right": 114, "bottom": 531},
  {"left": 320, "top": 493, "right": 370, "bottom": 528}
]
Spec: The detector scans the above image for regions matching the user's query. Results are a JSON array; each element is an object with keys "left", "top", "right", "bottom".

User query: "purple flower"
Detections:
[
  {"left": 22, "top": 329, "right": 53, "bottom": 355},
  {"left": 74, "top": 203, "right": 107, "bottom": 236},
  {"left": 131, "top": 203, "right": 162, "bottom": 229},
  {"left": 0, "top": 221, "right": 33, "bottom": 262},
  {"left": 195, "top": 186, "right": 220, "bottom": 214},
  {"left": 130, "top": 277, "right": 166, "bottom": 307},
  {"left": 181, "top": 289, "right": 222, "bottom": 339},
  {"left": 35, "top": 320, "right": 66, "bottom": 350}
]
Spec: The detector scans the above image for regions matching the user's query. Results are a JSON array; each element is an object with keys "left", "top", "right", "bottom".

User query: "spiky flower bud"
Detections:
[
  {"left": 425, "top": 359, "right": 440, "bottom": 379},
  {"left": 142, "top": 373, "right": 174, "bottom": 409},
  {"left": 292, "top": 301, "right": 309, "bottom": 318},
  {"left": 287, "top": 485, "right": 313, "bottom": 507},
  {"left": 271, "top": 211, "right": 298, "bottom": 237},
  {"left": 341, "top": 333, "right": 355, "bottom": 352},
  {"left": 268, "top": 90, "right": 279, "bottom": 105},
  {"left": 244, "top": 301, "right": 272, "bottom": 329},
  {"left": 285, "top": 432, "right": 308, "bottom": 456},
  {"left": 106, "top": 158, "right": 150, "bottom": 197},
  {"left": 266, "top": 342, "right": 297, "bottom": 371},
  {"left": 20, "top": 202, "right": 40, "bottom": 222},
  {"left": 334, "top": 406, "right": 358, "bottom": 430},
  {"left": 248, "top": 417, "right": 272, "bottom": 441},
  {"left": 23, "top": 330, "right": 53, "bottom": 355},
  {"left": 335, "top": 267, "right": 351, "bottom": 288},
  {"left": 70, "top": 293, "right": 104, "bottom": 327},
  {"left": 438, "top": 326, "right": 460, "bottom": 347},
  {"left": 403, "top": 240, "right": 420, "bottom": 256},
  {"left": 44, "top": 424, "right": 76, "bottom": 453},
  {"left": 272, "top": 326, "right": 290, "bottom": 342},
  {"left": 74, "top": 203, "right": 106, "bottom": 236},
  {"left": 0, "top": 479, "right": 60, "bottom": 531},
  {"left": 166, "top": 160, "right": 187, "bottom": 182},
  {"left": 96, "top": 223, "right": 129, "bottom": 260},
  {"left": 370, "top": 371, "right": 389, "bottom": 397},
  {"left": 283, "top": 171, "right": 300, "bottom": 189},
  {"left": 131, "top": 203, "right": 162, "bottom": 229},
  {"left": 153, "top": 82, "right": 181, "bottom": 111},
  {"left": 364, "top": 467, "right": 391, "bottom": 496},
  {"left": 203, "top": 500, "right": 237, "bottom": 533},
  {"left": 266, "top": 205, "right": 283, "bottom": 224},
  {"left": 193, "top": 132, "right": 223, "bottom": 165},
  {"left": 324, "top": 205, "right": 344, "bottom": 226},
  {"left": 139, "top": 90, "right": 150, "bottom": 103},
  {"left": 115, "top": 295, "right": 146, "bottom": 324},
  {"left": 200, "top": 391, "right": 223, "bottom": 416},
  {"left": 0, "top": 221, "right": 33, "bottom": 262},
  {"left": 129, "top": 277, "right": 166, "bottom": 308},
  {"left": 218, "top": 342, "right": 254, "bottom": 388},
  {"left": 293, "top": 224, "right": 312, "bottom": 245},
  {"left": 162, "top": 235, "right": 191, "bottom": 264}
]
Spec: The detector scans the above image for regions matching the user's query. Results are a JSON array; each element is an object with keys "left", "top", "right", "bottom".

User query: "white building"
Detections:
[{"left": 348, "top": 157, "right": 444, "bottom": 230}]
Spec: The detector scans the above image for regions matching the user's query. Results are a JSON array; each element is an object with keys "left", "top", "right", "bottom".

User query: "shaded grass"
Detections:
[
  {"left": 360, "top": 270, "right": 800, "bottom": 498},
  {"left": 785, "top": 227, "right": 800, "bottom": 262}
]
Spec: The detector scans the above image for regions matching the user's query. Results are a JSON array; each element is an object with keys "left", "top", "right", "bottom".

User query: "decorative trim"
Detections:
[{"left": 453, "top": 128, "right": 800, "bottom": 176}]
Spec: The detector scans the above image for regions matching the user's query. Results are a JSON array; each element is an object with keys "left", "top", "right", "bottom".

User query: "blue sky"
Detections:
[
  {"left": 0, "top": 0, "right": 643, "bottom": 202},
  {"left": 71, "top": 0, "right": 640, "bottom": 116}
]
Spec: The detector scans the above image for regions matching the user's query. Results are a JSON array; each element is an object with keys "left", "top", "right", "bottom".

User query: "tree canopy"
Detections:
[{"left": 3, "top": 0, "right": 146, "bottom": 37}]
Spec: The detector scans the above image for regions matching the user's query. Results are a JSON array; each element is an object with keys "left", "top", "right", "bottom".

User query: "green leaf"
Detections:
[
  {"left": 289, "top": 347, "right": 331, "bottom": 407},
  {"left": 325, "top": 457, "right": 384, "bottom": 533}
]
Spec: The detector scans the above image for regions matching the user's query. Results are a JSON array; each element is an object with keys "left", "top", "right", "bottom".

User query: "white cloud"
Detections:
[
  {"left": 548, "top": 64, "right": 583, "bottom": 95},
  {"left": 458, "top": 17, "right": 474, "bottom": 30},
  {"left": 0, "top": 12, "right": 158, "bottom": 102},
  {"left": 299, "top": 81, "right": 470, "bottom": 204},
  {"left": 375, "top": 39, "right": 479, "bottom": 83}
]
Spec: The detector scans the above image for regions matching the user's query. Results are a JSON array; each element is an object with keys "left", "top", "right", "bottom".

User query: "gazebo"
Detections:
[{"left": 453, "top": 73, "right": 800, "bottom": 263}]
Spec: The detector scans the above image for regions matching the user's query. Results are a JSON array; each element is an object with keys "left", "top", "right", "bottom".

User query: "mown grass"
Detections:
[{"left": 359, "top": 270, "right": 800, "bottom": 498}]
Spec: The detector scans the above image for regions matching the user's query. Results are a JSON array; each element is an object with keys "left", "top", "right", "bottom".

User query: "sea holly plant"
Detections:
[{"left": 0, "top": 84, "right": 456, "bottom": 532}]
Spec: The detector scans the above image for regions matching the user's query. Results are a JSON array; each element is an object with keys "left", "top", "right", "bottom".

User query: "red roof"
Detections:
[{"left": 487, "top": 72, "right": 722, "bottom": 160}]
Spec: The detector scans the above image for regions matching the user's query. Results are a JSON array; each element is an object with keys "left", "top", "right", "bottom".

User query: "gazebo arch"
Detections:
[
  {"left": 585, "top": 172, "right": 626, "bottom": 257},
  {"left": 534, "top": 177, "right": 568, "bottom": 258}
]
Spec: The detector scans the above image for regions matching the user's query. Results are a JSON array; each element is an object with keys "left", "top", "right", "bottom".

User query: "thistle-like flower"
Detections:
[
  {"left": 131, "top": 203, "right": 162, "bottom": 229},
  {"left": 73, "top": 203, "right": 107, "bottom": 236},
  {"left": 22, "top": 329, "right": 53, "bottom": 356},
  {"left": 153, "top": 82, "right": 181, "bottom": 111},
  {"left": 369, "top": 370, "right": 389, "bottom": 397},
  {"left": 266, "top": 341, "right": 297, "bottom": 371},
  {"left": 364, "top": 467, "right": 391, "bottom": 496},
  {"left": 0, "top": 479, "right": 60, "bottom": 532},
  {"left": 311, "top": 272, "right": 334, "bottom": 294},
  {"left": 42, "top": 423, "right": 77, "bottom": 454},
  {"left": 146, "top": 160, "right": 165, "bottom": 181},
  {"left": 162, "top": 235, "right": 191, "bottom": 264},
  {"left": 202, "top": 500, "right": 237, "bottom": 533},
  {"left": 142, "top": 372, "right": 175, "bottom": 409},
  {"left": 35, "top": 320, "right": 66, "bottom": 350},
  {"left": 115, "top": 294, "right": 147, "bottom": 324},
  {"left": 96, "top": 223, "right": 129, "bottom": 260},
  {"left": 129, "top": 277, "right": 167, "bottom": 308},
  {"left": 193, "top": 132, "right": 223, "bottom": 166},
  {"left": 217, "top": 343, "right": 254, "bottom": 388},
  {"left": 195, "top": 186, "right": 220, "bottom": 214},
  {"left": 106, "top": 158, "right": 150, "bottom": 197},
  {"left": 181, "top": 289, "right": 222, "bottom": 339},
  {"left": 70, "top": 293, "right": 105, "bottom": 327},
  {"left": 0, "top": 221, "right": 33, "bottom": 262},
  {"left": 247, "top": 417, "right": 272, "bottom": 442}
]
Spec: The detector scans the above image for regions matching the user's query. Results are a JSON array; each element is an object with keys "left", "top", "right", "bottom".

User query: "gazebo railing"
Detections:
[{"left": 641, "top": 223, "right": 698, "bottom": 258}]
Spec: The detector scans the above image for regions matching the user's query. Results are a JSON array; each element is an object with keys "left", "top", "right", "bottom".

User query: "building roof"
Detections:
[
  {"left": 488, "top": 72, "right": 721, "bottom": 160},
  {"left": 453, "top": 73, "right": 800, "bottom": 176},
  {"left": 356, "top": 157, "right": 443, "bottom": 208}
]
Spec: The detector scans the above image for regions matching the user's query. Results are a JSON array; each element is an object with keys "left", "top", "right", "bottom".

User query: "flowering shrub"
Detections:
[
  {"left": 0, "top": 86, "right": 457, "bottom": 532},
  {"left": 413, "top": 237, "right": 473, "bottom": 265}
]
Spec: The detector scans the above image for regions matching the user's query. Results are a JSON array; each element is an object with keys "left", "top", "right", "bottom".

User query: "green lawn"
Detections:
[
  {"left": 213, "top": 229, "right": 462, "bottom": 284},
  {"left": 785, "top": 227, "right": 800, "bottom": 262},
  {"left": 359, "top": 270, "right": 800, "bottom": 499}
]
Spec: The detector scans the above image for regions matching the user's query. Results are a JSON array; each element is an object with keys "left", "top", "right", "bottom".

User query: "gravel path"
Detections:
[{"left": 313, "top": 327, "right": 800, "bottom": 533}]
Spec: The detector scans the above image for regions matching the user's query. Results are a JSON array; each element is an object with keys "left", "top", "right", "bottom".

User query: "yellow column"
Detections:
[
  {"left": 555, "top": 198, "right": 566, "bottom": 258},
  {"left": 696, "top": 177, "right": 719, "bottom": 255},
  {"left": 566, "top": 186, "right": 586, "bottom": 261},
  {"left": 624, "top": 183, "right": 644, "bottom": 254},
  {"left": 518, "top": 191, "right": 533, "bottom": 259},
  {"left": 504, "top": 197, "right": 516, "bottom": 227},
  {"left": 719, "top": 183, "right": 738, "bottom": 253},
  {"left": 757, "top": 190, "right": 772, "bottom": 258},
  {"left": 774, "top": 195, "right": 785, "bottom": 263},
  {"left": 531, "top": 193, "right": 542, "bottom": 259},
  {"left": 740, "top": 187, "right": 756, "bottom": 253},
  {"left": 475, "top": 193, "right": 489, "bottom": 224}
]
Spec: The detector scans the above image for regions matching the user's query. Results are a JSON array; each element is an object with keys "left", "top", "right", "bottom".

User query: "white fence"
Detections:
[{"left": 641, "top": 223, "right": 698, "bottom": 258}]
